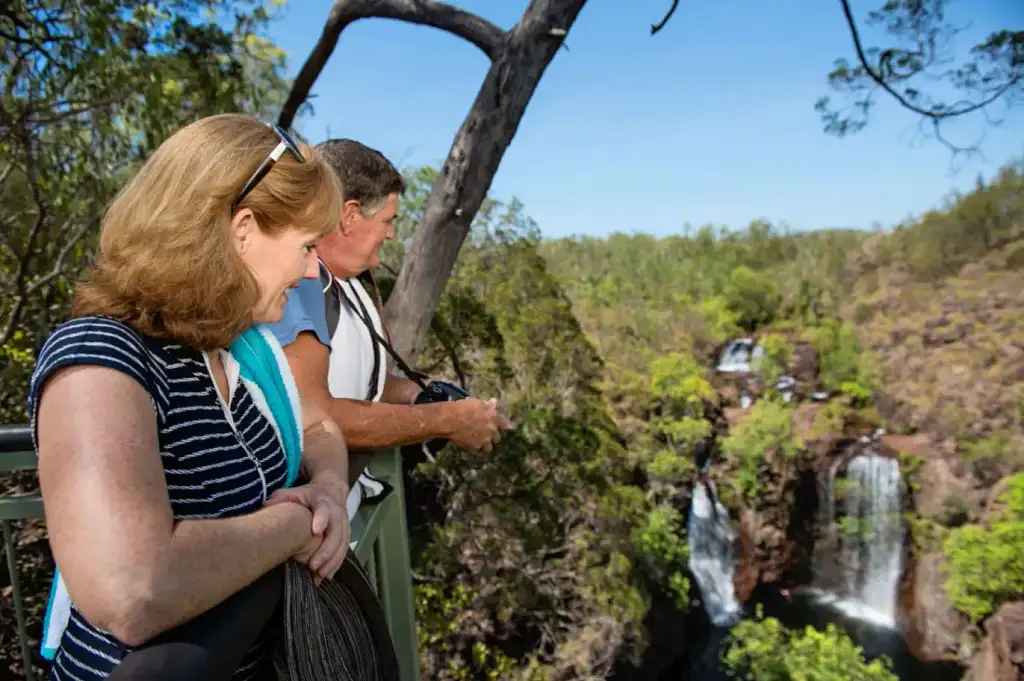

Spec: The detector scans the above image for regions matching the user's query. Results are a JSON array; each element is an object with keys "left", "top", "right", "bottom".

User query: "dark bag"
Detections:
[
  {"left": 107, "top": 566, "right": 285, "bottom": 681},
  {"left": 107, "top": 553, "right": 400, "bottom": 681}
]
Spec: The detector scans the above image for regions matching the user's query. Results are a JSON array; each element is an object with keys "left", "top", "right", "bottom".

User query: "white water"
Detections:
[
  {"left": 688, "top": 481, "right": 743, "bottom": 626},
  {"left": 715, "top": 338, "right": 759, "bottom": 373},
  {"left": 812, "top": 454, "right": 904, "bottom": 628}
]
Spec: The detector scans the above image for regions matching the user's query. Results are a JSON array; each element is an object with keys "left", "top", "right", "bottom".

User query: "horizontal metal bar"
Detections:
[
  {"left": 0, "top": 423, "right": 32, "bottom": 453},
  {"left": 0, "top": 495, "right": 44, "bottom": 521},
  {"left": 0, "top": 449, "right": 38, "bottom": 472}
]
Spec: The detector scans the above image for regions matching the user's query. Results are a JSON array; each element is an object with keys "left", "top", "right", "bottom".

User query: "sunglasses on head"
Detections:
[{"left": 231, "top": 123, "right": 305, "bottom": 212}]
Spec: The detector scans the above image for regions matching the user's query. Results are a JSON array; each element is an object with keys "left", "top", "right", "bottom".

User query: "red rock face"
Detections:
[{"left": 969, "top": 602, "right": 1024, "bottom": 681}]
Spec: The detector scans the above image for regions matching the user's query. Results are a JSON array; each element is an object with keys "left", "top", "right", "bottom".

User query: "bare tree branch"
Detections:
[
  {"left": 838, "top": 0, "right": 1020, "bottom": 122},
  {"left": 278, "top": 0, "right": 508, "bottom": 129},
  {"left": 650, "top": 0, "right": 679, "bottom": 36},
  {"left": 25, "top": 219, "right": 93, "bottom": 297}
]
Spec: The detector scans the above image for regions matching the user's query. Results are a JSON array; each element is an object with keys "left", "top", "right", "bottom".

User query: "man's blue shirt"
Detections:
[{"left": 266, "top": 277, "right": 331, "bottom": 350}]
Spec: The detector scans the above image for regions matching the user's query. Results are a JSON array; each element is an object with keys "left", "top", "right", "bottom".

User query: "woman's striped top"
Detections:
[{"left": 28, "top": 316, "right": 290, "bottom": 681}]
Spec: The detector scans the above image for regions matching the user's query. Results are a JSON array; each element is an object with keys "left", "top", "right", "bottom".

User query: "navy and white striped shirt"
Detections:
[{"left": 28, "top": 316, "right": 290, "bottom": 681}]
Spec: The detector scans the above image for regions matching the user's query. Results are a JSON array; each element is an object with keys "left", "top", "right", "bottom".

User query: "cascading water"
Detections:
[
  {"left": 715, "top": 338, "right": 759, "bottom": 373},
  {"left": 688, "top": 480, "right": 743, "bottom": 626},
  {"left": 811, "top": 454, "right": 904, "bottom": 628}
]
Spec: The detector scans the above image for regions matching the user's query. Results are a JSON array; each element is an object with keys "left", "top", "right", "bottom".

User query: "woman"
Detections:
[{"left": 29, "top": 114, "right": 352, "bottom": 680}]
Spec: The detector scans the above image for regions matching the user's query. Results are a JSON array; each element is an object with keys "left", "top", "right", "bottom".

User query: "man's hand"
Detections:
[
  {"left": 266, "top": 475, "right": 350, "bottom": 584},
  {"left": 445, "top": 398, "right": 513, "bottom": 453}
]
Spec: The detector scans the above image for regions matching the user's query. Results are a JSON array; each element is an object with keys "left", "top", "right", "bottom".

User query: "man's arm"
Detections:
[
  {"left": 284, "top": 331, "right": 460, "bottom": 451},
  {"left": 380, "top": 372, "right": 423, "bottom": 405},
  {"left": 298, "top": 391, "right": 348, "bottom": 497}
]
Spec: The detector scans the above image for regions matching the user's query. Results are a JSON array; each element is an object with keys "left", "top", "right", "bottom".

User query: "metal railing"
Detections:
[{"left": 0, "top": 423, "right": 420, "bottom": 681}]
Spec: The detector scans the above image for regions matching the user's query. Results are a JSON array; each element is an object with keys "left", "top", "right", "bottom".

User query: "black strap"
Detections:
[
  {"left": 334, "top": 280, "right": 429, "bottom": 391},
  {"left": 319, "top": 266, "right": 428, "bottom": 397}
]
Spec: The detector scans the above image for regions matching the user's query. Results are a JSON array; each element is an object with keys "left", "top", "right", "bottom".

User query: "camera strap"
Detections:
[{"left": 320, "top": 266, "right": 429, "bottom": 396}]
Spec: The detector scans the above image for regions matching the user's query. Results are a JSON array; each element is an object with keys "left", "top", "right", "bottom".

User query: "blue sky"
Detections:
[{"left": 266, "top": 0, "right": 1023, "bottom": 239}]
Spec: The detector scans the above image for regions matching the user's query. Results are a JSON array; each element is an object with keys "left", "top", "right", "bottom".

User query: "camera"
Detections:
[{"left": 408, "top": 380, "right": 470, "bottom": 460}]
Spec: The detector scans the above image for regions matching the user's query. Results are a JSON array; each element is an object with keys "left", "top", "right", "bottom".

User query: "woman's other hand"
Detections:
[{"left": 266, "top": 474, "right": 350, "bottom": 584}]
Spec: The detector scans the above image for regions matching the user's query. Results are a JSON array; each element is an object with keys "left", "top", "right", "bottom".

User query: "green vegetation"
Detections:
[
  {"left": 1, "top": 0, "right": 291, "bottom": 422},
  {"left": 721, "top": 400, "right": 802, "bottom": 504},
  {"left": 754, "top": 333, "right": 792, "bottom": 388},
  {"left": 802, "top": 320, "right": 878, "bottom": 405},
  {"left": 723, "top": 607, "right": 898, "bottom": 681},
  {"left": 943, "top": 473, "right": 1024, "bottom": 623}
]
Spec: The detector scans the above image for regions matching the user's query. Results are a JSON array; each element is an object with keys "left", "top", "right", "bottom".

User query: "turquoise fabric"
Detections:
[{"left": 228, "top": 325, "right": 302, "bottom": 488}]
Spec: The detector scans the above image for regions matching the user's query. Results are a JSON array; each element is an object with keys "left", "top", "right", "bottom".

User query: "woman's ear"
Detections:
[{"left": 231, "top": 208, "right": 256, "bottom": 253}]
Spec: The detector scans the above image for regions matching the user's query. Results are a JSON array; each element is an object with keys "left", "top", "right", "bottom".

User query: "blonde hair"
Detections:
[{"left": 73, "top": 113, "right": 343, "bottom": 349}]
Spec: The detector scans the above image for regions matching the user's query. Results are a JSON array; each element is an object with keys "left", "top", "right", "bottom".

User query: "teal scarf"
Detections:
[{"left": 228, "top": 325, "right": 303, "bottom": 488}]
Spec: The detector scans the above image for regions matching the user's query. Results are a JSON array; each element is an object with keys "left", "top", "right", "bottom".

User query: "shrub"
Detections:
[
  {"left": 803, "top": 319, "right": 878, "bottom": 405},
  {"left": 723, "top": 606, "right": 898, "bottom": 681},
  {"left": 633, "top": 504, "right": 691, "bottom": 609},
  {"left": 754, "top": 333, "right": 792, "bottom": 387},
  {"left": 723, "top": 266, "right": 783, "bottom": 331},
  {"left": 721, "top": 400, "right": 801, "bottom": 503},
  {"left": 943, "top": 473, "right": 1024, "bottom": 622}
]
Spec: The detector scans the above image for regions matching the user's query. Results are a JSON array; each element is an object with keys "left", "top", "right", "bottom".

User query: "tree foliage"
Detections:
[
  {"left": 819, "top": 0, "right": 1023, "bottom": 157},
  {"left": 0, "top": 0, "right": 293, "bottom": 421},
  {"left": 943, "top": 472, "right": 1024, "bottom": 623},
  {"left": 723, "top": 607, "right": 898, "bottom": 681}
]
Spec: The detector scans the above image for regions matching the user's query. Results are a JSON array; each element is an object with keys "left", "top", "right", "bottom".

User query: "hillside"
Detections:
[{"left": 538, "top": 162, "right": 1024, "bottom": 679}]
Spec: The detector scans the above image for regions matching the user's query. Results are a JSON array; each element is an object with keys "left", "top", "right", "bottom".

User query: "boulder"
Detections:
[
  {"left": 968, "top": 601, "right": 1024, "bottom": 681},
  {"left": 790, "top": 342, "right": 818, "bottom": 385},
  {"left": 909, "top": 550, "right": 970, "bottom": 660}
]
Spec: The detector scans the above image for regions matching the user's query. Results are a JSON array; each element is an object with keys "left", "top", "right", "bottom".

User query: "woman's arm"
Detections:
[{"left": 36, "top": 365, "right": 318, "bottom": 647}]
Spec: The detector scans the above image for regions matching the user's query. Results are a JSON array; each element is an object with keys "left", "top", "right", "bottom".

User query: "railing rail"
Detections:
[{"left": 0, "top": 423, "right": 420, "bottom": 681}]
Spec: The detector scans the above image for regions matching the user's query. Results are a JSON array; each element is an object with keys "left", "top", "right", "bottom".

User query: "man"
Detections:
[{"left": 267, "top": 138, "right": 509, "bottom": 498}]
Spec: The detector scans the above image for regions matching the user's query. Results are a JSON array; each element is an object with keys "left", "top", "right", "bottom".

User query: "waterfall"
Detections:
[
  {"left": 688, "top": 481, "right": 743, "bottom": 626},
  {"left": 715, "top": 338, "right": 759, "bottom": 373},
  {"left": 812, "top": 454, "right": 904, "bottom": 628}
]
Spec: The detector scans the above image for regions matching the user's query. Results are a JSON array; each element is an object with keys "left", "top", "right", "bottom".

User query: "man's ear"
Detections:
[
  {"left": 231, "top": 208, "right": 256, "bottom": 253},
  {"left": 340, "top": 199, "right": 362, "bottom": 232}
]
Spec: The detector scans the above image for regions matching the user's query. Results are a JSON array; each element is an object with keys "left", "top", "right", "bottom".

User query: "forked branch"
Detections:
[{"left": 278, "top": 0, "right": 507, "bottom": 129}]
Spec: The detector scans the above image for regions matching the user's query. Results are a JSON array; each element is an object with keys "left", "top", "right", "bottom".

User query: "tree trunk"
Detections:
[{"left": 383, "top": 0, "right": 588, "bottom": 364}]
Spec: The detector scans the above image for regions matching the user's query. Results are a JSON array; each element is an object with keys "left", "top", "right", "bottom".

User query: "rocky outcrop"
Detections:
[
  {"left": 969, "top": 602, "right": 1024, "bottom": 681},
  {"left": 907, "top": 550, "right": 971, "bottom": 661},
  {"left": 878, "top": 433, "right": 976, "bottom": 660}
]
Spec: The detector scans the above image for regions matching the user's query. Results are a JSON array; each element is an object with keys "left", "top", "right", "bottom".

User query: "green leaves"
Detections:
[
  {"left": 943, "top": 473, "right": 1024, "bottom": 622},
  {"left": 821, "top": 0, "right": 1021, "bottom": 155},
  {"left": 721, "top": 400, "right": 802, "bottom": 504},
  {"left": 724, "top": 608, "right": 898, "bottom": 681},
  {"left": 0, "top": 0, "right": 293, "bottom": 420}
]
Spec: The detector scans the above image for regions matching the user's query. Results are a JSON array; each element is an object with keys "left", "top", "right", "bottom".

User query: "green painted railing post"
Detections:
[{"left": 370, "top": 448, "right": 421, "bottom": 681}]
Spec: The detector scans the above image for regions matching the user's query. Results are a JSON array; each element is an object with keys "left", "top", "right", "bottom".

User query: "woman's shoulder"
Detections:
[
  {"left": 37, "top": 315, "right": 152, "bottom": 363},
  {"left": 31, "top": 316, "right": 159, "bottom": 402}
]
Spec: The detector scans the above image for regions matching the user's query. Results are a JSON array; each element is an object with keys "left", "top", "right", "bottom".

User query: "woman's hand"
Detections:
[{"left": 266, "top": 473, "right": 350, "bottom": 584}]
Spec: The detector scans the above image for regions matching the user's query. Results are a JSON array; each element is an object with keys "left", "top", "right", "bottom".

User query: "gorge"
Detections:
[{"left": 663, "top": 337, "right": 980, "bottom": 681}]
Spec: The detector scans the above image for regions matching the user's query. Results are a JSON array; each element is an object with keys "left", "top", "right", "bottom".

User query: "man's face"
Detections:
[{"left": 318, "top": 192, "right": 399, "bottom": 278}]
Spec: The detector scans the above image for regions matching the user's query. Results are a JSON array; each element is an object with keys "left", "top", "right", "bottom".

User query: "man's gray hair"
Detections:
[{"left": 315, "top": 139, "right": 405, "bottom": 216}]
